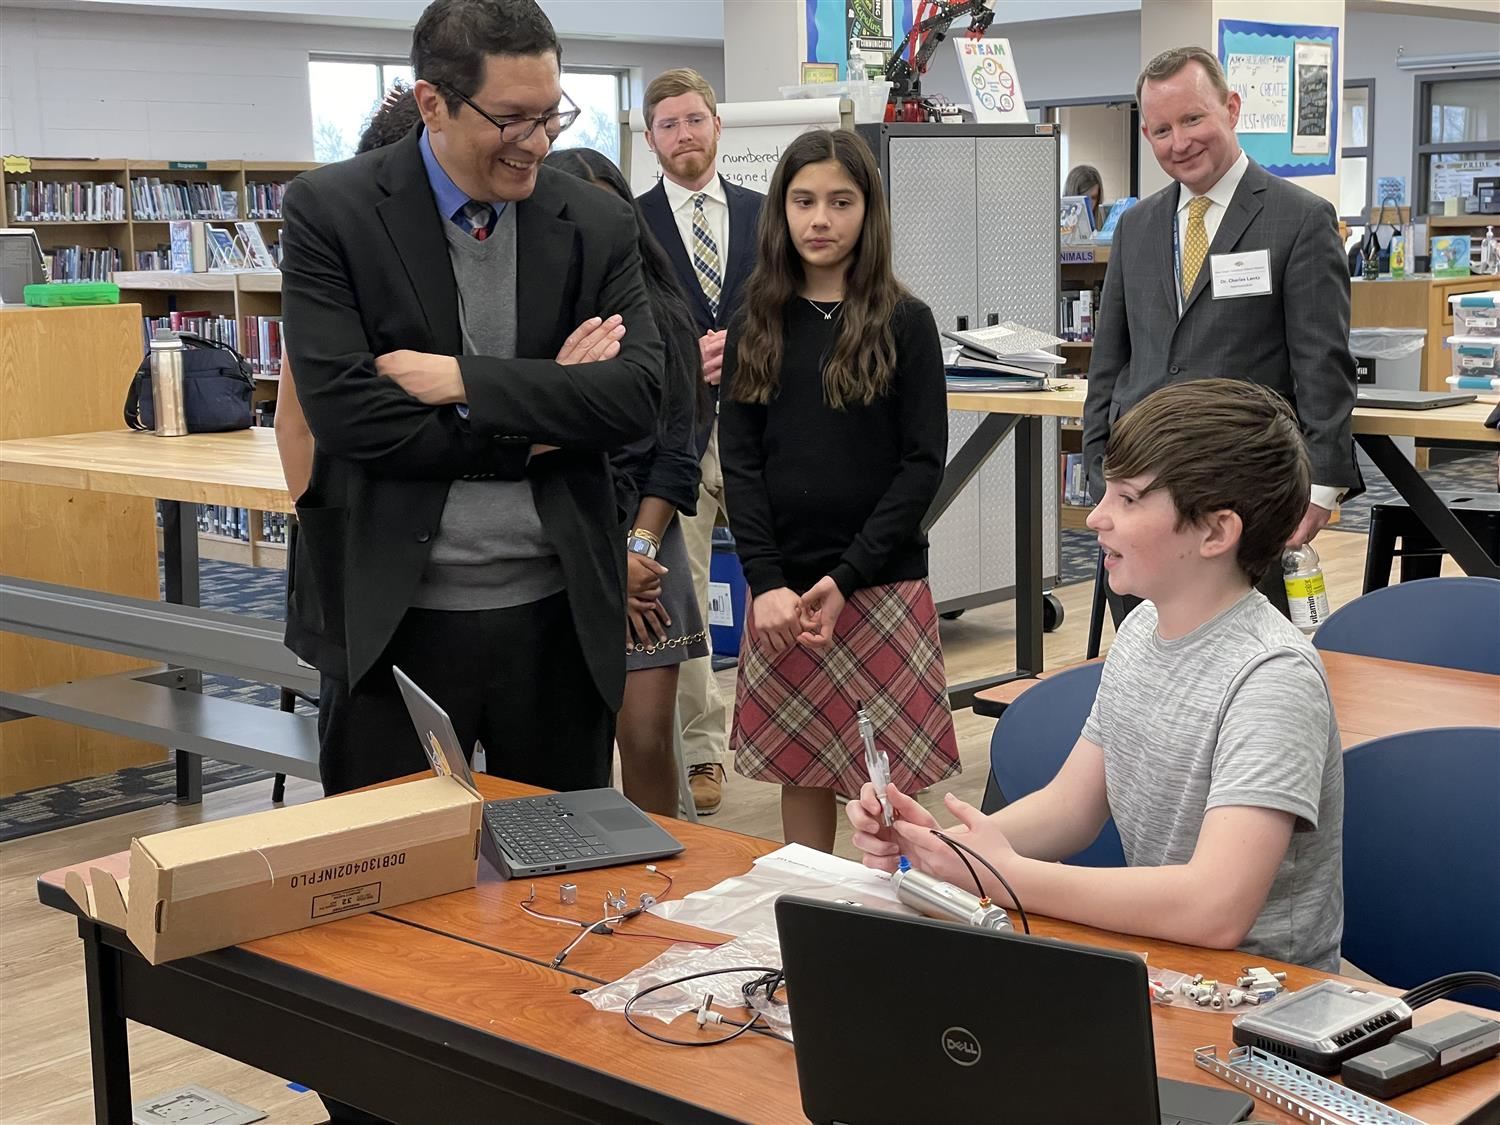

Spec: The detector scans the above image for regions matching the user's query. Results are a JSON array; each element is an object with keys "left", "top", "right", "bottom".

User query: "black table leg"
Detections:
[
  {"left": 80, "top": 920, "right": 131, "bottom": 1124},
  {"left": 160, "top": 501, "right": 204, "bottom": 803},
  {"left": 922, "top": 413, "right": 1020, "bottom": 532},
  {"left": 1355, "top": 434, "right": 1500, "bottom": 579}
]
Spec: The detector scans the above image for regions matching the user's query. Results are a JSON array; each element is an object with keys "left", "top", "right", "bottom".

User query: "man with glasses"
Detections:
[
  {"left": 281, "top": 0, "right": 663, "bottom": 864},
  {"left": 638, "top": 67, "right": 763, "bottom": 815}
]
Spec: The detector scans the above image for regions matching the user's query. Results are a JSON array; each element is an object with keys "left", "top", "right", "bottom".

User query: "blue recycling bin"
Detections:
[{"left": 708, "top": 527, "right": 747, "bottom": 659}]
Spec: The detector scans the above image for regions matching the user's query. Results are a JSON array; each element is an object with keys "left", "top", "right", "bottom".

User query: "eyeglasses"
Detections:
[
  {"left": 652, "top": 113, "right": 713, "bottom": 136},
  {"left": 441, "top": 83, "right": 580, "bottom": 144}
]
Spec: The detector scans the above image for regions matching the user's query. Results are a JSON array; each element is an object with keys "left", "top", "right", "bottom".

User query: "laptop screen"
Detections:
[{"left": 393, "top": 665, "right": 478, "bottom": 788}]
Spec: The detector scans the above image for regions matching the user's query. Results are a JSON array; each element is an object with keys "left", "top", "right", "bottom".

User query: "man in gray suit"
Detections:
[{"left": 1085, "top": 46, "right": 1359, "bottom": 612}]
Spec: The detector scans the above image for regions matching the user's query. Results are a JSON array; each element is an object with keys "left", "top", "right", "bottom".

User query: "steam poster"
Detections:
[
  {"left": 1218, "top": 18, "right": 1339, "bottom": 178},
  {"left": 805, "top": 0, "right": 917, "bottom": 79}
]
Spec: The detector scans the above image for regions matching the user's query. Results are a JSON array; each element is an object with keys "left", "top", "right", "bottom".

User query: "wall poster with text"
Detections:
[
  {"left": 1217, "top": 18, "right": 1339, "bottom": 178},
  {"left": 805, "top": 0, "right": 917, "bottom": 80}
]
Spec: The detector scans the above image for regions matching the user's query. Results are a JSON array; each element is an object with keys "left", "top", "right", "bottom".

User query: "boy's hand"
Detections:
[
  {"left": 848, "top": 783, "right": 940, "bottom": 871},
  {"left": 892, "top": 792, "right": 1022, "bottom": 904},
  {"left": 699, "top": 330, "right": 728, "bottom": 385}
]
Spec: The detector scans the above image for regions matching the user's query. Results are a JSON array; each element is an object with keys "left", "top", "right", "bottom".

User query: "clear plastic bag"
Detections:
[{"left": 578, "top": 925, "right": 793, "bottom": 1035}]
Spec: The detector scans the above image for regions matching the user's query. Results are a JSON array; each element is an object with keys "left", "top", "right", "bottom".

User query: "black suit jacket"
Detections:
[
  {"left": 280, "top": 129, "right": 663, "bottom": 704},
  {"left": 1084, "top": 158, "right": 1361, "bottom": 499},
  {"left": 638, "top": 178, "right": 762, "bottom": 451}
]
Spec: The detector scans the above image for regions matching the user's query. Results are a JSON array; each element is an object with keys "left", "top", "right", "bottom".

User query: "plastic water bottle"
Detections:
[
  {"left": 1283, "top": 544, "right": 1330, "bottom": 634},
  {"left": 1389, "top": 235, "right": 1405, "bottom": 279}
]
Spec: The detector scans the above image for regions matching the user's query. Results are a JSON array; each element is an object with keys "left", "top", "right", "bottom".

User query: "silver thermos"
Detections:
[{"left": 149, "top": 328, "right": 189, "bottom": 437}]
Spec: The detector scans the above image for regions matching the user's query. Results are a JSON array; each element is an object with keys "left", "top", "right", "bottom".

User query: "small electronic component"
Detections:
[
  {"left": 892, "top": 865, "right": 1011, "bottom": 930},
  {"left": 558, "top": 882, "right": 577, "bottom": 905},
  {"left": 1341, "top": 1012, "right": 1500, "bottom": 1100},
  {"left": 1232, "top": 979, "right": 1413, "bottom": 1075}
]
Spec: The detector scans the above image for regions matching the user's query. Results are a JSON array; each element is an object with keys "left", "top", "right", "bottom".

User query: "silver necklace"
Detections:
[{"left": 804, "top": 297, "right": 843, "bottom": 320}]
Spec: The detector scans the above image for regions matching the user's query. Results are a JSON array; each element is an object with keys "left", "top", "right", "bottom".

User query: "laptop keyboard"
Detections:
[{"left": 484, "top": 796, "right": 615, "bottom": 868}]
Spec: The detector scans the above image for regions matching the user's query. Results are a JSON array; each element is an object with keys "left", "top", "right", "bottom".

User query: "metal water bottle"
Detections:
[
  {"left": 1283, "top": 544, "right": 1330, "bottom": 634},
  {"left": 149, "top": 328, "right": 189, "bottom": 437}
]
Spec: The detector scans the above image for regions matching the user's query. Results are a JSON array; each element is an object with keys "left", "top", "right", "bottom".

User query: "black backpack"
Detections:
[{"left": 124, "top": 333, "right": 255, "bottom": 433}]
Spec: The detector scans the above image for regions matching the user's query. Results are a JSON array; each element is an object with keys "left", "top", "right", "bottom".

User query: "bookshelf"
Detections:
[
  {"left": 117, "top": 269, "right": 289, "bottom": 569},
  {"left": 0, "top": 157, "right": 318, "bottom": 279},
  {"left": 1059, "top": 245, "right": 1110, "bottom": 523}
]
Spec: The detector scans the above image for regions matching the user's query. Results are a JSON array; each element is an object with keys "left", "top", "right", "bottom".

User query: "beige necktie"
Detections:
[{"left": 1181, "top": 196, "right": 1212, "bottom": 300}]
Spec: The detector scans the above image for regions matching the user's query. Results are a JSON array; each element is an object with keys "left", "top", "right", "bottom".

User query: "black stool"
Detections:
[{"left": 1363, "top": 491, "right": 1500, "bottom": 593}]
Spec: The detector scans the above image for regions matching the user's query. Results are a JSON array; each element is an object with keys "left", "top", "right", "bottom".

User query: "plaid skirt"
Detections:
[{"left": 731, "top": 579, "right": 961, "bottom": 798}]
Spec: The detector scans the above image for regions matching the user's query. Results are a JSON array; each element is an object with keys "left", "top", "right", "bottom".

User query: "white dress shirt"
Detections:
[
  {"left": 1176, "top": 149, "right": 1342, "bottom": 511},
  {"left": 662, "top": 172, "right": 730, "bottom": 289}
]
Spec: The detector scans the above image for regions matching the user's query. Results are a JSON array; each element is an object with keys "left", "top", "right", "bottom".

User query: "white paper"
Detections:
[
  {"left": 1226, "top": 53, "right": 1289, "bottom": 134},
  {"left": 953, "top": 38, "right": 1029, "bottom": 124},
  {"left": 1210, "top": 249, "right": 1273, "bottom": 299}
]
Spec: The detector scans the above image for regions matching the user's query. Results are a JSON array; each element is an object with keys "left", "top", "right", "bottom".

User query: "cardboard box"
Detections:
[{"left": 65, "top": 775, "right": 481, "bottom": 964}]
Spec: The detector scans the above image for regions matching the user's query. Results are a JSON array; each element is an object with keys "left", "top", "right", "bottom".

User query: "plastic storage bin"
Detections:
[
  {"left": 707, "top": 527, "right": 747, "bottom": 660},
  {"left": 779, "top": 80, "right": 893, "bottom": 123},
  {"left": 1449, "top": 292, "right": 1500, "bottom": 338},
  {"left": 1448, "top": 336, "right": 1500, "bottom": 378},
  {"left": 1351, "top": 328, "right": 1426, "bottom": 458},
  {"left": 23, "top": 281, "right": 120, "bottom": 307}
]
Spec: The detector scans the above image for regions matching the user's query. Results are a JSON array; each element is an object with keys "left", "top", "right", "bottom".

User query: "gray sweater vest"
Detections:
[{"left": 410, "top": 204, "right": 565, "bottom": 610}]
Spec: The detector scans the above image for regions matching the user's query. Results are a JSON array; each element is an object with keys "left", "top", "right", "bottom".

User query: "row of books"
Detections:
[
  {"left": 1059, "top": 288, "right": 1095, "bottom": 343},
  {"left": 153, "top": 502, "right": 290, "bottom": 545},
  {"left": 240, "top": 315, "right": 284, "bottom": 376},
  {"left": 1061, "top": 452, "right": 1090, "bottom": 506},
  {"left": 45, "top": 245, "right": 121, "bottom": 282},
  {"left": 141, "top": 312, "right": 240, "bottom": 352},
  {"left": 135, "top": 312, "right": 282, "bottom": 376},
  {"left": 5, "top": 179, "right": 127, "bottom": 222},
  {"left": 130, "top": 178, "right": 237, "bottom": 221},
  {"left": 245, "top": 180, "right": 289, "bottom": 219},
  {"left": 133, "top": 236, "right": 282, "bottom": 271}
]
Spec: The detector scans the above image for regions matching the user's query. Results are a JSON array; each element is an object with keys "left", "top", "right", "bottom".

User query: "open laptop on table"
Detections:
[
  {"left": 393, "top": 666, "right": 683, "bottom": 879},
  {"left": 775, "top": 896, "right": 1254, "bottom": 1125}
]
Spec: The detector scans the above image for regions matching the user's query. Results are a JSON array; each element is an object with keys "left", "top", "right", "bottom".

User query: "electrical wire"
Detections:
[
  {"left": 931, "top": 830, "right": 1030, "bottom": 934},
  {"left": 1400, "top": 971, "right": 1500, "bottom": 1009},
  {"left": 622, "top": 965, "right": 792, "bottom": 1047}
]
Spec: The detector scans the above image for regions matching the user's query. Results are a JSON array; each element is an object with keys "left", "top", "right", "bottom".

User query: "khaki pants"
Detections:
[{"left": 676, "top": 424, "right": 729, "bottom": 768}]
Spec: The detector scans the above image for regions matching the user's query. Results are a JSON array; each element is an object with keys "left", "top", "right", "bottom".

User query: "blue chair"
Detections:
[
  {"left": 982, "top": 661, "right": 1125, "bottom": 867},
  {"left": 1314, "top": 576, "right": 1500, "bottom": 675},
  {"left": 1342, "top": 727, "right": 1500, "bottom": 1010}
]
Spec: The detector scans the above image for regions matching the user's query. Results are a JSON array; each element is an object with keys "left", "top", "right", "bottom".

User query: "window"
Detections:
[
  {"left": 310, "top": 57, "right": 414, "bottom": 163},
  {"left": 1340, "top": 81, "right": 1374, "bottom": 224},
  {"left": 1413, "top": 72, "right": 1500, "bottom": 216},
  {"left": 552, "top": 68, "right": 627, "bottom": 164}
]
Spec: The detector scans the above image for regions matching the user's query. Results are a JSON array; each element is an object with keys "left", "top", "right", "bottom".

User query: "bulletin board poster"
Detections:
[
  {"left": 1217, "top": 19, "right": 1339, "bottom": 178},
  {"left": 805, "top": 0, "right": 916, "bottom": 80}
]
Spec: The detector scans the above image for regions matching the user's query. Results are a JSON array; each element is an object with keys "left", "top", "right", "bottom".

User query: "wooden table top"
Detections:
[
  {"left": 975, "top": 651, "right": 1500, "bottom": 748},
  {"left": 0, "top": 427, "right": 292, "bottom": 513},
  {"left": 39, "top": 773, "right": 1500, "bottom": 1124},
  {"left": 947, "top": 383, "right": 1500, "bottom": 442}
]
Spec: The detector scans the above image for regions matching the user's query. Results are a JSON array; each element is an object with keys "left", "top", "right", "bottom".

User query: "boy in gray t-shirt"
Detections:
[{"left": 848, "top": 379, "right": 1346, "bottom": 969}]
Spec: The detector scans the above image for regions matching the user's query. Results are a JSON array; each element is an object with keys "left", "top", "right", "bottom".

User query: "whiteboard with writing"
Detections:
[{"left": 623, "top": 98, "right": 851, "bottom": 197}]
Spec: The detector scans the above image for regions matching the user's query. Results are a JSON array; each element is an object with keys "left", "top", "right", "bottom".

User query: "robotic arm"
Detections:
[{"left": 884, "top": 0, "right": 997, "bottom": 121}]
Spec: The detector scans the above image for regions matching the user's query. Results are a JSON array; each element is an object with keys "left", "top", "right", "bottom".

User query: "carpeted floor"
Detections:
[{"left": 2, "top": 448, "right": 1493, "bottom": 841}]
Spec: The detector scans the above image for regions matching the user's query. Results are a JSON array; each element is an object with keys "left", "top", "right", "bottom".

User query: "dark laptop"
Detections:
[
  {"left": 393, "top": 666, "right": 683, "bottom": 879},
  {"left": 1356, "top": 388, "right": 1477, "bottom": 410},
  {"left": 775, "top": 897, "right": 1254, "bottom": 1125}
]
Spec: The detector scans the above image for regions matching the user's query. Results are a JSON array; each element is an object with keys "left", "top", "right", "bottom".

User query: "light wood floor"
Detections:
[{"left": 0, "top": 530, "right": 1449, "bottom": 1123}]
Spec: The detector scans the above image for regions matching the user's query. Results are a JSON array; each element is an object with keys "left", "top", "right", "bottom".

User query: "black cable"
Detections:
[
  {"left": 939, "top": 836, "right": 984, "bottom": 901},
  {"left": 1400, "top": 971, "right": 1500, "bottom": 1009},
  {"left": 622, "top": 965, "right": 793, "bottom": 1048},
  {"left": 931, "top": 830, "right": 1031, "bottom": 934}
]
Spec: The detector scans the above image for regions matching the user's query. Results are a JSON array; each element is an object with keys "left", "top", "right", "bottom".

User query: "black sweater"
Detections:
[
  {"left": 720, "top": 297, "right": 948, "bottom": 599},
  {"left": 609, "top": 317, "right": 702, "bottom": 523}
]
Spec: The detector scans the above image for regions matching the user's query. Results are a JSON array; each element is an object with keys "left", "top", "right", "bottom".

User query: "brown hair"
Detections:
[
  {"left": 1136, "top": 46, "right": 1231, "bottom": 108},
  {"left": 732, "top": 128, "right": 908, "bottom": 409},
  {"left": 644, "top": 68, "right": 718, "bottom": 129},
  {"left": 1103, "top": 379, "right": 1308, "bottom": 584}
]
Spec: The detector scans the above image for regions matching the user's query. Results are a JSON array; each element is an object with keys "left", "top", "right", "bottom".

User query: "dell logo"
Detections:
[{"left": 942, "top": 1026, "right": 982, "bottom": 1067}]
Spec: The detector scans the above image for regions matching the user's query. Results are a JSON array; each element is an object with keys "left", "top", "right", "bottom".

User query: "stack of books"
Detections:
[{"left": 943, "top": 321, "right": 1065, "bottom": 391}]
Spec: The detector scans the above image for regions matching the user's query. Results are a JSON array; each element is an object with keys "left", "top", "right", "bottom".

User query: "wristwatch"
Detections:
[{"left": 626, "top": 528, "right": 660, "bottom": 559}]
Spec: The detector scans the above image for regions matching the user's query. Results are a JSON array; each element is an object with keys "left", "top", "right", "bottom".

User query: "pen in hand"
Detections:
[{"left": 857, "top": 701, "right": 893, "bottom": 828}]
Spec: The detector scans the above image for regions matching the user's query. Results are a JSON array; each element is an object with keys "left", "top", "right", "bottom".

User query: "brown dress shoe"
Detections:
[{"left": 688, "top": 763, "right": 725, "bottom": 815}]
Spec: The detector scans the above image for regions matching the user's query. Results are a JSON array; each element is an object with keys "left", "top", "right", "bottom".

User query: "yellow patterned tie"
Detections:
[{"left": 1180, "top": 196, "right": 1212, "bottom": 300}]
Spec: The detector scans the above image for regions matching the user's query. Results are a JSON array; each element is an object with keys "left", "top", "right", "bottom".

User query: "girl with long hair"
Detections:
[
  {"left": 720, "top": 129, "right": 960, "bottom": 850},
  {"left": 544, "top": 146, "right": 709, "bottom": 817}
]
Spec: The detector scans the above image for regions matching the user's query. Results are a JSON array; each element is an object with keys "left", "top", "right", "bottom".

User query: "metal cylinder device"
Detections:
[
  {"left": 893, "top": 867, "right": 1011, "bottom": 930},
  {"left": 149, "top": 328, "right": 189, "bottom": 437}
]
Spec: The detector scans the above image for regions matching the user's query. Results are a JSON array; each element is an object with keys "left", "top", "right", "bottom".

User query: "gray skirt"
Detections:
[{"left": 626, "top": 516, "right": 711, "bottom": 671}]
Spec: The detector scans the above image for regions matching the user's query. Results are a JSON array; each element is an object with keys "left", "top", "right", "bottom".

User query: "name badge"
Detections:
[{"left": 1210, "top": 249, "right": 1272, "bottom": 299}]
